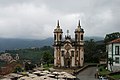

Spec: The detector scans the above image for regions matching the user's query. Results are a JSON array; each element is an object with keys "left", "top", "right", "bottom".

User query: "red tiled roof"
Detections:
[{"left": 109, "top": 38, "right": 120, "bottom": 43}]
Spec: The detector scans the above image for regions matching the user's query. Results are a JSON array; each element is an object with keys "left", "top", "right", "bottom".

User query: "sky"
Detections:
[{"left": 0, "top": 0, "right": 119, "bottom": 40}]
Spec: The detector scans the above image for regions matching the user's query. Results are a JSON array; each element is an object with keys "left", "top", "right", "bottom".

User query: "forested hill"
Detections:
[
  {"left": 0, "top": 38, "right": 53, "bottom": 51},
  {"left": 0, "top": 36, "right": 103, "bottom": 51}
]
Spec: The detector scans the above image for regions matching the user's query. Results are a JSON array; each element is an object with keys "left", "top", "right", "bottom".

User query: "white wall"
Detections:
[
  {"left": 80, "top": 50, "right": 84, "bottom": 66},
  {"left": 61, "top": 57, "right": 64, "bottom": 67},
  {"left": 107, "top": 43, "right": 120, "bottom": 71},
  {"left": 54, "top": 48, "right": 57, "bottom": 66}
]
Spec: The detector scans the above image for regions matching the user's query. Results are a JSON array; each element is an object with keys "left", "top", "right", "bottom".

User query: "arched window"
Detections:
[
  {"left": 81, "top": 34, "right": 83, "bottom": 40},
  {"left": 54, "top": 34, "right": 56, "bottom": 40},
  {"left": 71, "top": 51, "right": 74, "bottom": 57},
  {"left": 61, "top": 51, "right": 64, "bottom": 56},
  {"left": 75, "top": 34, "right": 77, "bottom": 41},
  {"left": 60, "top": 34, "right": 62, "bottom": 40}
]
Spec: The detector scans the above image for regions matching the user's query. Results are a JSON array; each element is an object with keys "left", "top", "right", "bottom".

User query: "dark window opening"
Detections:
[
  {"left": 54, "top": 34, "right": 56, "bottom": 40},
  {"left": 115, "top": 46, "right": 119, "bottom": 55},
  {"left": 75, "top": 34, "right": 77, "bottom": 41},
  {"left": 71, "top": 51, "right": 74, "bottom": 57},
  {"left": 61, "top": 51, "right": 64, "bottom": 56},
  {"left": 115, "top": 57, "right": 119, "bottom": 63},
  {"left": 60, "top": 34, "right": 62, "bottom": 40},
  {"left": 81, "top": 34, "right": 83, "bottom": 40}
]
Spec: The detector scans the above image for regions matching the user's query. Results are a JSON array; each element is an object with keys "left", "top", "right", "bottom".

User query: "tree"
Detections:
[
  {"left": 13, "top": 66, "right": 23, "bottom": 73},
  {"left": 25, "top": 62, "right": 35, "bottom": 71},
  {"left": 84, "top": 39, "right": 106, "bottom": 63},
  {"left": 84, "top": 39, "right": 98, "bottom": 63},
  {"left": 104, "top": 32, "right": 120, "bottom": 43},
  {"left": 42, "top": 52, "right": 53, "bottom": 67}
]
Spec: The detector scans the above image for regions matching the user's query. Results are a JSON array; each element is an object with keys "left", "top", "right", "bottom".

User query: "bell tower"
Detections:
[
  {"left": 54, "top": 20, "right": 63, "bottom": 44},
  {"left": 74, "top": 20, "right": 84, "bottom": 66},
  {"left": 75, "top": 20, "right": 84, "bottom": 42},
  {"left": 53, "top": 20, "right": 63, "bottom": 67}
]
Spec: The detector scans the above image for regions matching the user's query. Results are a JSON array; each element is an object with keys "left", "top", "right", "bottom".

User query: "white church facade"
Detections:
[{"left": 53, "top": 20, "right": 84, "bottom": 68}]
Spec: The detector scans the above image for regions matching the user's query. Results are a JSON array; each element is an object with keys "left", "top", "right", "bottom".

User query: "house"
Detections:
[
  {"left": 106, "top": 38, "right": 120, "bottom": 71},
  {"left": 53, "top": 20, "right": 84, "bottom": 68}
]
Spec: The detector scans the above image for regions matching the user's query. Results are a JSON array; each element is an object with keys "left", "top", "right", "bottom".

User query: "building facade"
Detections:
[
  {"left": 106, "top": 38, "right": 120, "bottom": 71},
  {"left": 53, "top": 20, "right": 84, "bottom": 68}
]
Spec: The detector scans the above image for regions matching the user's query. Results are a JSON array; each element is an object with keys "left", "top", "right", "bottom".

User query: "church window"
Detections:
[
  {"left": 75, "top": 34, "right": 77, "bottom": 41},
  {"left": 71, "top": 51, "right": 74, "bottom": 57},
  {"left": 61, "top": 51, "right": 64, "bottom": 56},
  {"left": 81, "top": 34, "right": 83, "bottom": 40},
  {"left": 54, "top": 34, "right": 56, "bottom": 40},
  {"left": 60, "top": 34, "right": 62, "bottom": 40},
  {"left": 76, "top": 51, "right": 78, "bottom": 57}
]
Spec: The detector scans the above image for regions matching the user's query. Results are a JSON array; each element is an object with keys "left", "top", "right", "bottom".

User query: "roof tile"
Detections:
[{"left": 109, "top": 38, "right": 120, "bottom": 43}]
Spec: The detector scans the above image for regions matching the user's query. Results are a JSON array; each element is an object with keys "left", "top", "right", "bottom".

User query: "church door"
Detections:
[
  {"left": 67, "top": 59, "right": 70, "bottom": 68},
  {"left": 65, "top": 52, "right": 71, "bottom": 68}
]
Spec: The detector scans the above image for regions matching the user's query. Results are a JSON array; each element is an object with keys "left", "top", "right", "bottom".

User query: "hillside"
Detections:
[
  {"left": 0, "top": 38, "right": 53, "bottom": 51},
  {"left": 0, "top": 36, "right": 103, "bottom": 51},
  {"left": 0, "top": 46, "right": 53, "bottom": 67}
]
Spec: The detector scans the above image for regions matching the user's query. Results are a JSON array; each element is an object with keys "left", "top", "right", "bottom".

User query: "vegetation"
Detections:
[
  {"left": 43, "top": 64, "right": 54, "bottom": 70},
  {"left": 24, "top": 62, "right": 36, "bottom": 71},
  {"left": 104, "top": 32, "right": 120, "bottom": 43},
  {"left": 84, "top": 32, "right": 120, "bottom": 63},
  {"left": 98, "top": 65, "right": 110, "bottom": 76},
  {"left": 0, "top": 46, "right": 54, "bottom": 67},
  {"left": 84, "top": 39, "right": 106, "bottom": 63},
  {"left": 110, "top": 74, "right": 120, "bottom": 79},
  {"left": 42, "top": 52, "right": 54, "bottom": 67},
  {"left": 13, "top": 66, "right": 23, "bottom": 73}
]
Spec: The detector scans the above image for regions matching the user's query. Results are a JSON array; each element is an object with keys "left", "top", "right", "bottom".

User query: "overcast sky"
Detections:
[{"left": 0, "top": 0, "right": 119, "bottom": 40}]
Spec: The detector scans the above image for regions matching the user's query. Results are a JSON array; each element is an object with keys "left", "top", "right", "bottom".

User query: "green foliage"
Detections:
[
  {"left": 84, "top": 39, "right": 106, "bottom": 63},
  {"left": 84, "top": 39, "right": 97, "bottom": 62},
  {"left": 104, "top": 32, "right": 120, "bottom": 43},
  {"left": 42, "top": 52, "right": 54, "bottom": 67},
  {"left": 110, "top": 74, "right": 120, "bottom": 79},
  {"left": 98, "top": 65, "right": 110, "bottom": 76},
  {"left": 13, "top": 66, "right": 23, "bottom": 73},
  {"left": 43, "top": 64, "right": 54, "bottom": 70},
  {"left": 25, "top": 62, "right": 36, "bottom": 71}
]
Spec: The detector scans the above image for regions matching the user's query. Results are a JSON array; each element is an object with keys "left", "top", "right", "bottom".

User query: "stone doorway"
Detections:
[
  {"left": 64, "top": 51, "right": 71, "bottom": 68},
  {"left": 65, "top": 58, "right": 71, "bottom": 68}
]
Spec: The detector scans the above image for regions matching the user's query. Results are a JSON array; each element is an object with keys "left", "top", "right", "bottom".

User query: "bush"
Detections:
[{"left": 14, "top": 66, "right": 23, "bottom": 73}]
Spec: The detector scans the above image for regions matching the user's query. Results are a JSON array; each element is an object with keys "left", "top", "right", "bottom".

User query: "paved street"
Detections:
[{"left": 76, "top": 67, "right": 98, "bottom": 80}]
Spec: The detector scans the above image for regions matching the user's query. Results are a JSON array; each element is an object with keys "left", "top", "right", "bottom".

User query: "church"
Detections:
[{"left": 53, "top": 20, "right": 84, "bottom": 68}]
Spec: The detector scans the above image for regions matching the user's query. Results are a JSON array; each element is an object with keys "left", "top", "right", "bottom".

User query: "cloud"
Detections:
[{"left": 0, "top": 0, "right": 119, "bottom": 39}]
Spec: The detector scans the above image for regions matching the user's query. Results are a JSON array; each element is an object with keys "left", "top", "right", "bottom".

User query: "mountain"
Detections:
[
  {"left": 0, "top": 38, "right": 53, "bottom": 51},
  {"left": 84, "top": 36, "right": 104, "bottom": 41},
  {"left": 0, "top": 36, "right": 103, "bottom": 51}
]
